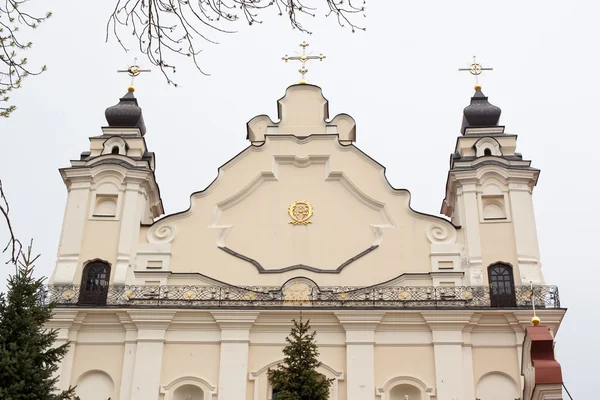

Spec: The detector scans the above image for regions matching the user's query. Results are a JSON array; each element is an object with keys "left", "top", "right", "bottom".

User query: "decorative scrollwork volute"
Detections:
[
  {"left": 426, "top": 223, "right": 457, "bottom": 244},
  {"left": 147, "top": 224, "right": 177, "bottom": 244}
]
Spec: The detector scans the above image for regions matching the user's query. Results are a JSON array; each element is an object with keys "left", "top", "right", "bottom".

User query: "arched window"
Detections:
[
  {"left": 488, "top": 263, "right": 516, "bottom": 307},
  {"left": 111, "top": 146, "right": 120, "bottom": 155},
  {"left": 79, "top": 261, "right": 111, "bottom": 306},
  {"left": 483, "top": 148, "right": 492, "bottom": 156}
]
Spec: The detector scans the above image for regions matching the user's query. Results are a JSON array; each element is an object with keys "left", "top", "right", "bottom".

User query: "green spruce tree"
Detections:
[
  {"left": 268, "top": 318, "right": 333, "bottom": 400},
  {"left": 0, "top": 242, "right": 76, "bottom": 400}
]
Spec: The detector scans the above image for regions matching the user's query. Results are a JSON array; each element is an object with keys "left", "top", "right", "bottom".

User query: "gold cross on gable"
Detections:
[
  {"left": 458, "top": 55, "right": 493, "bottom": 90},
  {"left": 282, "top": 42, "right": 326, "bottom": 84},
  {"left": 117, "top": 58, "right": 151, "bottom": 92}
]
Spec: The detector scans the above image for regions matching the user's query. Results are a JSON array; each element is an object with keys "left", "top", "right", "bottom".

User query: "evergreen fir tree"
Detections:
[
  {"left": 0, "top": 242, "right": 76, "bottom": 400},
  {"left": 268, "top": 318, "right": 333, "bottom": 400}
]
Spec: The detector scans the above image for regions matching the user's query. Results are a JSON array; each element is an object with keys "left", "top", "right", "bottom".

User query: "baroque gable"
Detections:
[{"left": 139, "top": 85, "right": 463, "bottom": 288}]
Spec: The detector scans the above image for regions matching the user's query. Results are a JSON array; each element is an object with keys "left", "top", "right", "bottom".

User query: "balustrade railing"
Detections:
[{"left": 44, "top": 284, "right": 560, "bottom": 309}]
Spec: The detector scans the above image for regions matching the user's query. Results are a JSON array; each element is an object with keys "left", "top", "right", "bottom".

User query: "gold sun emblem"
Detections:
[{"left": 288, "top": 200, "right": 313, "bottom": 225}]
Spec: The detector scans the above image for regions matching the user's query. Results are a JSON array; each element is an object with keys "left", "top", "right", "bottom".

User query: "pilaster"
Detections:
[
  {"left": 46, "top": 310, "right": 86, "bottom": 391},
  {"left": 52, "top": 174, "right": 92, "bottom": 284},
  {"left": 211, "top": 311, "right": 259, "bottom": 400},
  {"left": 128, "top": 310, "right": 175, "bottom": 400},
  {"left": 421, "top": 311, "right": 471, "bottom": 400},
  {"left": 114, "top": 174, "right": 149, "bottom": 284},
  {"left": 508, "top": 180, "right": 543, "bottom": 284},
  {"left": 457, "top": 180, "right": 484, "bottom": 284},
  {"left": 335, "top": 311, "right": 385, "bottom": 400},
  {"left": 117, "top": 312, "right": 139, "bottom": 400}
]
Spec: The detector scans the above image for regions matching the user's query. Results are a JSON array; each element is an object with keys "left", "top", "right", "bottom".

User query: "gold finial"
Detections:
[
  {"left": 118, "top": 58, "right": 151, "bottom": 91},
  {"left": 528, "top": 281, "right": 540, "bottom": 326},
  {"left": 282, "top": 42, "right": 326, "bottom": 84},
  {"left": 459, "top": 55, "right": 493, "bottom": 88}
]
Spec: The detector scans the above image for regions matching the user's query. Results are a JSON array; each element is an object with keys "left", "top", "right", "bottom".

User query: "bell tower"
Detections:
[
  {"left": 50, "top": 88, "right": 163, "bottom": 286},
  {"left": 441, "top": 84, "right": 543, "bottom": 287}
]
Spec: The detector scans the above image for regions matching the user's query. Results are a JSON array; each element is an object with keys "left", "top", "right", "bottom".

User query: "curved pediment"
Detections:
[{"left": 141, "top": 134, "right": 461, "bottom": 287}]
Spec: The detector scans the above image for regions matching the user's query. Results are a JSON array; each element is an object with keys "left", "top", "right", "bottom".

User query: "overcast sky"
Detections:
[{"left": 0, "top": 0, "right": 597, "bottom": 398}]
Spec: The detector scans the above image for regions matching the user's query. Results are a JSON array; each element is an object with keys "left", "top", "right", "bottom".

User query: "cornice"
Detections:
[{"left": 210, "top": 310, "right": 260, "bottom": 328}]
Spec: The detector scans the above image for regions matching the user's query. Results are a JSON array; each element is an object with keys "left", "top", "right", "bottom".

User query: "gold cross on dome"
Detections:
[
  {"left": 282, "top": 42, "right": 326, "bottom": 84},
  {"left": 117, "top": 58, "right": 151, "bottom": 92},
  {"left": 458, "top": 55, "right": 493, "bottom": 90}
]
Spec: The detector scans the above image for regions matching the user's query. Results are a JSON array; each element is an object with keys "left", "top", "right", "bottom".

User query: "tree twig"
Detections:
[
  {"left": 0, "top": 179, "right": 22, "bottom": 268},
  {"left": 0, "top": 0, "right": 51, "bottom": 117},
  {"left": 106, "top": 0, "right": 366, "bottom": 86}
]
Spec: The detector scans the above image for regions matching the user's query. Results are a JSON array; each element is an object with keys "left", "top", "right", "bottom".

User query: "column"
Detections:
[
  {"left": 129, "top": 311, "right": 174, "bottom": 400},
  {"left": 211, "top": 311, "right": 259, "bottom": 400},
  {"left": 336, "top": 312, "right": 384, "bottom": 400}
]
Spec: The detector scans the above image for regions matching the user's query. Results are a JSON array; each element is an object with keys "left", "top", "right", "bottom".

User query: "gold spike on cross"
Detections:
[
  {"left": 117, "top": 58, "right": 151, "bottom": 93},
  {"left": 458, "top": 55, "right": 493, "bottom": 90},
  {"left": 282, "top": 42, "right": 326, "bottom": 84}
]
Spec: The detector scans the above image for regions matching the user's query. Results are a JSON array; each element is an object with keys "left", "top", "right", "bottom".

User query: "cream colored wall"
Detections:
[
  {"left": 472, "top": 347, "right": 521, "bottom": 391},
  {"left": 78, "top": 220, "right": 121, "bottom": 281},
  {"left": 71, "top": 344, "right": 125, "bottom": 399},
  {"left": 479, "top": 222, "right": 520, "bottom": 283},
  {"left": 140, "top": 134, "right": 462, "bottom": 287},
  {"left": 161, "top": 344, "right": 221, "bottom": 389},
  {"left": 53, "top": 308, "right": 565, "bottom": 400},
  {"left": 374, "top": 345, "right": 436, "bottom": 390}
]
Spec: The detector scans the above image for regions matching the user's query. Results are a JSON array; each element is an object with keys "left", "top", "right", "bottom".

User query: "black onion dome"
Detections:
[
  {"left": 105, "top": 90, "right": 146, "bottom": 135},
  {"left": 461, "top": 88, "right": 501, "bottom": 134}
]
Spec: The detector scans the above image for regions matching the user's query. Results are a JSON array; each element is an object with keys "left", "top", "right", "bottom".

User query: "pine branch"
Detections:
[{"left": 268, "top": 318, "right": 333, "bottom": 399}]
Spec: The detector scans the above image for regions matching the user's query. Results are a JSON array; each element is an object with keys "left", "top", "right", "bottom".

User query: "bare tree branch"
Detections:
[
  {"left": 0, "top": 179, "right": 22, "bottom": 267},
  {"left": 0, "top": 0, "right": 51, "bottom": 117},
  {"left": 106, "top": 0, "right": 366, "bottom": 86}
]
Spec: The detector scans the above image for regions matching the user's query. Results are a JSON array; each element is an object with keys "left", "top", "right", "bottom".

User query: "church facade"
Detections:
[{"left": 47, "top": 79, "right": 565, "bottom": 400}]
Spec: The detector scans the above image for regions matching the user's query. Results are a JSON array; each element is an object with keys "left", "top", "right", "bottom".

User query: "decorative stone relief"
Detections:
[
  {"left": 147, "top": 223, "right": 177, "bottom": 244},
  {"left": 426, "top": 223, "right": 457, "bottom": 244},
  {"left": 470, "top": 264, "right": 484, "bottom": 285}
]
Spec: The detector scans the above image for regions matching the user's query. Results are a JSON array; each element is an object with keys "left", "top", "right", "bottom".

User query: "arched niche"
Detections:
[
  {"left": 75, "top": 370, "right": 114, "bottom": 400},
  {"left": 249, "top": 359, "right": 344, "bottom": 400},
  {"left": 376, "top": 376, "right": 435, "bottom": 400},
  {"left": 173, "top": 384, "right": 204, "bottom": 400},
  {"left": 160, "top": 376, "right": 217, "bottom": 400},
  {"left": 90, "top": 182, "right": 121, "bottom": 220},
  {"left": 476, "top": 372, "right": 519, "bottom": 400},
  {"left": 390, "top": 384, "right": 422, "bottom": 400}
]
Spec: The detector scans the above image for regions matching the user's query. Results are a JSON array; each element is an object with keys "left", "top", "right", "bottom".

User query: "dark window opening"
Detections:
[
  {"left": 488, "top": 263, "right": 516, "bottom": 307},
  {"left": 111, "top": 146, "right": 120, "bottom": 155},
  {"left": 79, "top": 261, "right": 111, "bottom": 306},
  {"left": 484, "top": 148, "right": 492, "bottom": 156}
]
